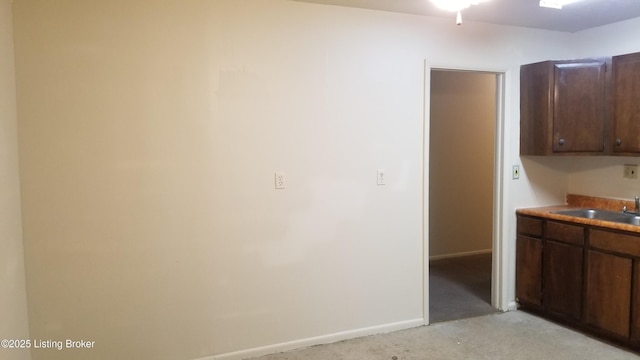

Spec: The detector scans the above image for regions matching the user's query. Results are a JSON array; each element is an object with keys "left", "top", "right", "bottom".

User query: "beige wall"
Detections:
[
  {"left": 12, "top": 0, "right": 607, "bottom": 359},
  {"left": 0, "top": 0, "right": 31, "bottom": 359},
  {"left": 429, "top": 71, "right": 495, "bottom": 258}
]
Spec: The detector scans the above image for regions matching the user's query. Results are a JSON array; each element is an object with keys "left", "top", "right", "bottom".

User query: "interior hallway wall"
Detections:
[
  {"left": 0, "top": 0, "right": 31, "bottom": 359},
  {"left": 429, "top": 71, "right": 495, "bottom": 258},
  {"left": 13, "top": 0, "right": 579, "bottom": 359}
]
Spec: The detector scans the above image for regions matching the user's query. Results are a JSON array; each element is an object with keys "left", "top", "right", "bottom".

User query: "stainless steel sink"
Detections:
[{"left": 552, "top": 208, "right": 640, "bottom": 226}]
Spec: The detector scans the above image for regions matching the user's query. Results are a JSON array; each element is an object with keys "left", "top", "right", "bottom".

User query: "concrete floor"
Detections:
[{"left": 247, "top": 311, "right": 638, "bottom": 360}]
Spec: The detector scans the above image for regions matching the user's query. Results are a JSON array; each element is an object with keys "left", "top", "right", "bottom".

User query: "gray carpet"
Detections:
[
  {"left": 248, "top": 311, "right": 638, "bottom": 360},
  {"left": 429, "top": 253, "right": 496, "bottom": 323},
  {"left": 247, "top": 253, "right": 638, "bottom": 360}
]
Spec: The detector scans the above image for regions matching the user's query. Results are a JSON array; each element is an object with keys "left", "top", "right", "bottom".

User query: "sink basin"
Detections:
[{"left": 552, "top": 208, "right": 640, "bottom": 226}]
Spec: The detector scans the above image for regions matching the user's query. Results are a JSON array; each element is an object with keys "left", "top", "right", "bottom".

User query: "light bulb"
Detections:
[{"left": 430, "top": 0, "right": 490, "bottom": 12}]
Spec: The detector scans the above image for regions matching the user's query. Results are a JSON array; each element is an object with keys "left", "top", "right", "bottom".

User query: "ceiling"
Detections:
[{"left": 292, "top": 0, "right": 640, "bottom": 33}]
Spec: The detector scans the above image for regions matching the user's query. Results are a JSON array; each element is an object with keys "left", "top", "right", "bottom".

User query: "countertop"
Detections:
[{"left": 516, "top": 194, "right": 640, "bottom": 234}]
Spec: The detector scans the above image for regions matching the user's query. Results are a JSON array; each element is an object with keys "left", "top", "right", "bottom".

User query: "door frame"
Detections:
[{"left": 422, "top": 62, "right": 509, "bottom": 324}]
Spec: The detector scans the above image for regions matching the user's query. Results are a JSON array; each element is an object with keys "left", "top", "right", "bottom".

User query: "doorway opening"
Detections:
[{"left": 426, "top": 69, "right": 503, "bottom": 323}]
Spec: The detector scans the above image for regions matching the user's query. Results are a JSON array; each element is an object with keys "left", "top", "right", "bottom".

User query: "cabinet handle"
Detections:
[
  {"left": 558, "top": 138, "right": 565, "bottom": 145},
  {"left": 616, "top": 139, "right": 622, "bottom": 146}
]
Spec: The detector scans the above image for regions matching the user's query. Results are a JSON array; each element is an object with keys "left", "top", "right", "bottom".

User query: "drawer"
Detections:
[
  {"left": 546, "top": 221, "right": 584, "bottom": 246},
  {"left": 517, "top": 216, "right": 543, "bottom": 238},
  {"left": 590, "top": 229, "right": 640, "bottom": 257}
]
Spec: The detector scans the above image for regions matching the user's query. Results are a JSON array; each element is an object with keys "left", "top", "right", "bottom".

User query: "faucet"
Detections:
[{"left": 623, "top": 196, "right": 640, "bottom": 215}]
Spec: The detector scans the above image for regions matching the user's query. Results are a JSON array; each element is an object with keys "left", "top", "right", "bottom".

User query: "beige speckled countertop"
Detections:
[{"left": 516, "top": 194, "right": 640, "bottom": 234}]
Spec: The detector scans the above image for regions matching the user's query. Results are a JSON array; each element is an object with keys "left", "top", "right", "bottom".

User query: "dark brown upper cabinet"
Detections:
[
  {"left": 520, "top": 58, "right": 610, "bottom": 155},
  {"left": 612, "top": 52, "right": 640, "bottom": 154}
]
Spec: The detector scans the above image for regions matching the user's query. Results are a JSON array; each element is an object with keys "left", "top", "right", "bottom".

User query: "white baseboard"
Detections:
[
  {"left": 193, "top": 318, "right": 425, "bottom": 360},
  {"left": 429, "top": 248, "right": 492, "bottom": 261}
]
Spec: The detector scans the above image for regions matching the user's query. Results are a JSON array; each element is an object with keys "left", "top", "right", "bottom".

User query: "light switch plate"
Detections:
[{"left": 377, "top": 169, "right": 386, "bottom": 186}]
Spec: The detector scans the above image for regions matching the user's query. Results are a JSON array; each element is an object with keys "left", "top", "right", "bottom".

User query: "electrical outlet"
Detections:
[
  {"left": 275, "top": 172, "right": 286, "bottom": 189},
  {"left": 512, "top": 165, "right": 520, "bottom": 180},
  {"left": 377, "top": 169, "right": 386, "bottom": 186},
  {"left": 624, "top": 164, "right": 638, "bottom": 179}
]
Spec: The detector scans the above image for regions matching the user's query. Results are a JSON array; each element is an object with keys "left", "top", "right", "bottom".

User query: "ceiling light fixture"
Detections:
[
  {"left": 430, "top": 0, "right": 490, "bottom": 25},
  {"left": 539, "top": 0, "right": 563, "bottom": 9},
  {"left": 539, "top": 0, "right": 582, "bottom": 9}
]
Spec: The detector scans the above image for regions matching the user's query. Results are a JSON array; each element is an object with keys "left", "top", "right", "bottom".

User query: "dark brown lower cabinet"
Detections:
[
  {"left": 516, "top": 235, "right": 542, "bottom": 307},
  {"left": 631, "top": 262, "right": 640, "bottom": 346},
  {"left": 543, "top": 241, "right": 583, "bottom": 321},
  {"left": 585, "top": 250, "right": 632, "bottom": 339},
  {"left": 516, "top": 214, "right": 640, "bottom": 353}
]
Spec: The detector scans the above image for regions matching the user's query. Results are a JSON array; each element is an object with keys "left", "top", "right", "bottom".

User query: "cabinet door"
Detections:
[
  {"left": 612, "top": 52, "right": 640, "bottom": 153},
  {"left": 543, "top": 241, "right": 583, "bottom": 321},
  {"left": 585, "top": 250, "right": 632, "bottom": 339},
  {"left": 520, "top": 59, "right": 607, "bottom": 155},
  {"left": 631, "top": 261, "right": 640, "bottom": 345},
  {"left": 520, "top": 61, "right": 553, "bottom": 155},
  {"left": 553, "top": 61, "right": 607, "bottom": 153},
  {"left": 516, "top": 235, "right": 542, "bottom": 307}
]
